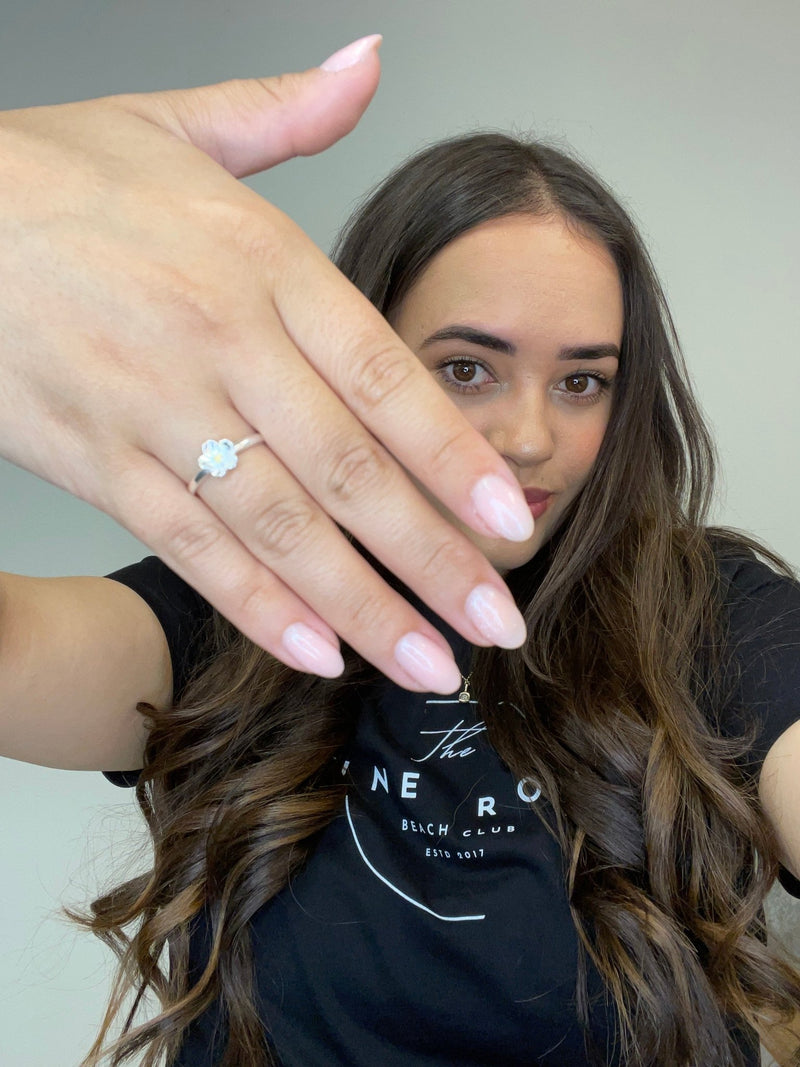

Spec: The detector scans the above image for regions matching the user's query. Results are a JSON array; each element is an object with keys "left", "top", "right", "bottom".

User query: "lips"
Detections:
[{"left": 523, "top": 488, "right": 552, "bottom": 504}]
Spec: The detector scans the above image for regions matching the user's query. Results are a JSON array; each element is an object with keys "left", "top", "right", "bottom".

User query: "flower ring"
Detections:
[
  {"left": 187, "top": 433, "right": 265, "bottom": 496},
  {"left": 198, "top": 438, "right": 239, "bottom": 477}
]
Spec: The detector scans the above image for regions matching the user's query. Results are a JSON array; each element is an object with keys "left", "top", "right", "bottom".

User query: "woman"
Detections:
[{"left": 47, "top": 130, "right": 800, "bottom": 1066}]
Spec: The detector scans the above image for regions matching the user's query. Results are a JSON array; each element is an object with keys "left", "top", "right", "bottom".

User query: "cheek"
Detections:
[{"left": 561, "top": 421, "right": 607, "bottom": 481}]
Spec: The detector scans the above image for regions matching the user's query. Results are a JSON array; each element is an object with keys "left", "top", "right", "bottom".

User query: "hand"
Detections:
[{"left": 0, "top": 34, "right": 532, "bottom": 693}]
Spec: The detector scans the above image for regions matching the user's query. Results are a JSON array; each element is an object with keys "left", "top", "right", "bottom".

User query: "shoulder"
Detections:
[
  {"left": 705, "top": 535, "right": 800, "bottom": 723},
  {"left": 705, "top": 537, "right": 800, "bottom": 885},
  {"left": 105, "top": 555, "right": 214, "bottom": 698},
  {"left": 707, "top": 538, "right": 800, "bottom": 659},
  {"left": 105, "top": 555, "right": 213, "bottom": 622},
  {"left": 710, "top": 536, "right": 800, "bottom": 606}
]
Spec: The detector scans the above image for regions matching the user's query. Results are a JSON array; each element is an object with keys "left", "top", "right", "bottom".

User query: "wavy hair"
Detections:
[{"left": 69, "top": 131, "right": 800, "bottom": 1066}]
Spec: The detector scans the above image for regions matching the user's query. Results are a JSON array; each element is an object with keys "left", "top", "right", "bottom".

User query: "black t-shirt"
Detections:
[{"left": 103, "top": 548, "right": 800, "bottom": 1066}]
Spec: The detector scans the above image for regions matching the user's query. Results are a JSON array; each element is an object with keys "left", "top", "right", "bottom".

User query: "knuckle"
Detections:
[
  {"left": 217, "top": 74, "right": 292, "bottom": 109},
  {"left": 348, "top": 343, "right": 417, "bottom": 412},
  {"left": 417, "top": 534, "right": 478, "bottom": 584},
  {"left": 201, "top": 76, "right": 293, "bottom": 129},
  {"left": 348, "top": 589, "right": 391, "bottom": 636},
  {"left": 428, "top": 424, "right": 479, "bottom": 476},
  {"left": 326, "top": 440, "right": 390, "bottom": 504},
  {"left": 236, "top": 578, "right": 278, "bottom": 627},
  {"left": 249, "top": 497, "right": 318, "bottom": 559},
  {"left": 164, "top": 518, "right": 226, "bottom": 562},
  {"left": 250, "top": 74, "right": 291, "bottom": 107},
  {"left": 225, "top": 202, "right": 284, "bottom": 270}
]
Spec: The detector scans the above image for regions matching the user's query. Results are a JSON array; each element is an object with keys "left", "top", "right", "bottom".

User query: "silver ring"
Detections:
[{"left": 187, "top": 434, "right": 265, "bottom": 496}]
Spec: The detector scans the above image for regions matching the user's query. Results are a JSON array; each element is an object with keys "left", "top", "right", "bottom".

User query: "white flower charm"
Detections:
[{"left": 198, "top": 439, "right": 239, "bottom": 478}]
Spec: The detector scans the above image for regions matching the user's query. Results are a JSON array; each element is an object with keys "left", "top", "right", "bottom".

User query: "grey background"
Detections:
[{"left": 1, "top": 1, "right": 797, "bottom": 1064}]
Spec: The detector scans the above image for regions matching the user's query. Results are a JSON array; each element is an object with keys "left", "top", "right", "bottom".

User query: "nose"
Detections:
[{"left": 483, "top": 388, "right": 555, "bottom": 468}]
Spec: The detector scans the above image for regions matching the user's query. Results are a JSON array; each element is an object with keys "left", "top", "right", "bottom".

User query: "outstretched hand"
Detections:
[{"left": 0, "top": 34, "right": 532, "bottom": 694}]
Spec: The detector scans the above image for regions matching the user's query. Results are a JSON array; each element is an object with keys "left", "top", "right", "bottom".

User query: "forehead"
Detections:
[{"left": 393, "top": 213, "right": 623, "bottom": 346}]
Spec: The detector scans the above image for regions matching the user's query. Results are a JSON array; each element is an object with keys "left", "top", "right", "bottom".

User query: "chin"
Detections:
[{"left": 485, "top": 538, "right": 541, "bottom": 575}]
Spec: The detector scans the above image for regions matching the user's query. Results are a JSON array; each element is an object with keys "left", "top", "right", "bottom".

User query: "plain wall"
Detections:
[{"left": 1, "top": 2, "right": 797, "bottom": 1064}]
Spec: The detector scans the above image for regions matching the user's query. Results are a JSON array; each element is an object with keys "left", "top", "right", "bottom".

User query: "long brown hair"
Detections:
[{"left": 69, "top": 132, "right": 800, "bottom": 1066}]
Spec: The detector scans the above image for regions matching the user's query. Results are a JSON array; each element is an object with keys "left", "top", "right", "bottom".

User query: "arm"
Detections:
[
  {"left": 0, "top": 571, "right": 172, "bottom": 771},
  {"left": 0, "top": 46, "right": 529, "bottom": 700},
  {"left": 759, "top": 718, "right": 800, "bottom": 882},
  {"left": 759, "top": 727, "right": 800, "bottom": 1066}
]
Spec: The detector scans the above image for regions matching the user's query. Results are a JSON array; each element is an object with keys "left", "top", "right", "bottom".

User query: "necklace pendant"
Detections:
[{"left": 458, "top": 679, "right": 471, "bottom": 702}]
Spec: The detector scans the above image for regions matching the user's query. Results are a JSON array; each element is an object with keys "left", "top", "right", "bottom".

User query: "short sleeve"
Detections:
[
  {"left": 714, "top": 551, "right": 800, "bottom": 771},
  {"left": 713, "top": 550, "right": 800, "bottom": 897},
  {"left": 102, "top": 556, "right": 214, "bottom": 787}
]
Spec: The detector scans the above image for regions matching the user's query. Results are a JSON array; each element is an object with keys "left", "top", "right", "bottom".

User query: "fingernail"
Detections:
[
  {"left": 282, "top": 623, "right": 345, "bottom": 677},
  {"left": 470, "top": 474, "right": 534, "bottom": 542},
  {"left": 395, "top": 632, "right": 462, "bottom": 694},
  {"left": 320, "top": 34, "right": 383, "bottom": 72},
  {"left": 465, "top": 584, "right": 527, "bottom": 648}
]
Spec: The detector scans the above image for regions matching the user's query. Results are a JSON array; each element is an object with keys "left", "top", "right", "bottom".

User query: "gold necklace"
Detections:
[{"left": 458, "top": 673, "right": 473, "bottom": 702}]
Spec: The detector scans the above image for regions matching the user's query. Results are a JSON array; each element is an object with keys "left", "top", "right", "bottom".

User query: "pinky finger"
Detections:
[{"left": 108, "top": 456, "right": 346, "bottom": 678}]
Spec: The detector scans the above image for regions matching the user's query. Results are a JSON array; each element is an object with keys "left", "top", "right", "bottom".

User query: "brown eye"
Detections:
[
  {"left": 436, "top": 358, "right": 494, "bottom": 393},
  {"left": 556, "top": 372, "right": 613, "bottom": 405},
  {"left": 452, "top": 362, "right": 476, "bottom": 383},
  {"left": 564, "top": 374, "right": 589, "bottom": 393}
]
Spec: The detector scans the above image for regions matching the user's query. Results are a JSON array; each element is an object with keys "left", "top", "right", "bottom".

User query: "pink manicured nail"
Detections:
[
  {"left": 282, "top": 623, "right": 345, "bottom": 677},
  {"left": 395, "top": 632, "right": 462, "bottom": 694},
  {"left": 320, "top": 34, "right": 382, "bottom": 72},
  {"left": 471, "top": 474, "right": 534, "bottom": 542},
  {"left": 465, "top": 584, "right": 527, "bottom": 648}
]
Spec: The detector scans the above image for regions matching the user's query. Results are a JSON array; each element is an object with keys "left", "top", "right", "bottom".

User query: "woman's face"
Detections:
[{"left": 390, "top": 213, "right": 624, "bottom": 574}]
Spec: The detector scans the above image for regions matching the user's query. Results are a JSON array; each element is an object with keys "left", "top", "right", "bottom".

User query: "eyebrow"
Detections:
[{"left": 418, "top": 324, "right": 620, "bottom": 362}]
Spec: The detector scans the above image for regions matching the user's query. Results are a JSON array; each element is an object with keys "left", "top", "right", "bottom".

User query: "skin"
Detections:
[
  {"left": 393, "top": 212, "right": 800, "bottom": 1032},
  {"left": 0, "top": 48, "right": 545, "bottom": 698},
  {"left": 391, "top": 212, "right": 625, "bottom": 574}
]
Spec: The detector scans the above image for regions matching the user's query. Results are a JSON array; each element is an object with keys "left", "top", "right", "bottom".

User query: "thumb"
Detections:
[{"left": 113, "top": 34, "right": 383, "bottom": 179}]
